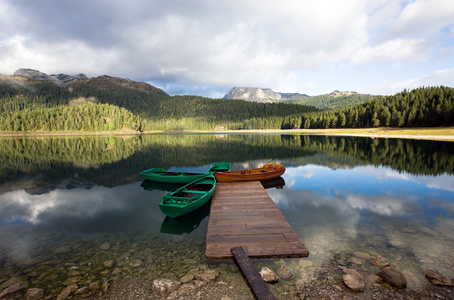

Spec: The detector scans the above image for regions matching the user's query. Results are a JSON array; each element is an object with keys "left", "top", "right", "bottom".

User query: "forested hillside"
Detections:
[
  {"left": 0, "top": 75, "right": 319, "bottom": 132},
  {"left": 0, "top": 75, "right": 170, "bottom": 119},
  {"left": 0, "top": 103, "right": 144, "bottom": 132},
  {"left": 1, "top": 72, "right": 452, "bottom": 132},
  {"left": 301, "top": 86, "right": 454, "bottom": 129},
  {"left": 280, "top": 92, "right": 374, "bottom": 110}
]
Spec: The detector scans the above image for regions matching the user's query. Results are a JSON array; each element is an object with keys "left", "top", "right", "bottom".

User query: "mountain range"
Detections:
[
  {"left": 1, "top": 68, "right": 372, "bottom": 110},
  {"left": 3, "top": 68, "right": 168, "bottom": 96},
  {"left": 1, "top": 68, "right": 452, "bottom": 132},
  {"left": 223, "top": 87, "right": 373, "bottom": 109}
]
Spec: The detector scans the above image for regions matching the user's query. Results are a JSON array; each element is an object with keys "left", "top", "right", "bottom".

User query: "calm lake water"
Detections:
[{"left": 0, "top": 134, "right": 453, "bottom": 299}]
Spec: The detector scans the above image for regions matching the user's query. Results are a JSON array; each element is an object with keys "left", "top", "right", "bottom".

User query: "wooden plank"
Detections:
[
  {"left": 207, "top": 228, "right": 296, "bottom": 236},
  {"left": 231, "top": 246, "right": 278, "bottom": 300},
  {"left": 207, "top": 246, "right": 308, "bottom": 259},
  {"left": 206, "top": 181, "right": 309, "bottom": 259}
]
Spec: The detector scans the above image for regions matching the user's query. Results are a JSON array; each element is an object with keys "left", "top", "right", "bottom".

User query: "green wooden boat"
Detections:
[
  {"left": 139, "top": 162, "right": 230, "bottom": 184},
  {"left": 159, "top": 174, "right": 216, "bottom": 218},
  {"left": 139, "top": 168, "right": 209, "bottom": 184},
  {"left": 208, "top": 161, "right": 231, "bottom": 172}
]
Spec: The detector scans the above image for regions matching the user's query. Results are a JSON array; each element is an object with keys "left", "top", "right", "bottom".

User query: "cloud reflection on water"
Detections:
[
  {"left": 269, "top": 163, "right": 454, "bottom": 275},
  {"left": 282, "top": 164, "right": 454, "bottom": 210},
  {"left": 0, "top": 182, "right": 164, "bottom": 226},
  {"left": 264, "top": 163, "right": 454, "bottom": 237}
]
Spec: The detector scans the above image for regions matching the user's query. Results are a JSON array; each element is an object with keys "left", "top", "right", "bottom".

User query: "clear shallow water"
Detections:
[
  {"left": 273, "top": 165, "right": 454, "bottom": 295},
  {"left": 0, "top": 134, "right": 453, "bottom": 299}
]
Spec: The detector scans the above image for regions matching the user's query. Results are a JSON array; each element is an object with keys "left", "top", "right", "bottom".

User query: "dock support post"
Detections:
[{"left": 231, "top": 246, "right": 278, "bottom": 300}]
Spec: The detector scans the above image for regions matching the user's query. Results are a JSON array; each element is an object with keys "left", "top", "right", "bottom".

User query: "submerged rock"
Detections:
[
  {"left": 425, "top": 269, "right": 453, "bottom": 286},
  {"left": 62, "top": 277, "right": 80, "bottom": 286},
  {"left": 259, "top": 267, "right": 280, "bottom": 283},
  {"left": 128, "top": 259, "right": 144, "bottom": 268},
  {"left": 353, "top": 251, "right": 370, "bottom": 260},
  {"left": 377, "top": 267, "right": 407, "bottom": 289},
  {"left": 277, "top": 265, "right": 294, "bottom": 279},
  {"left": 180, "top": 274, "right": 194, "bottom": 284},
  {"left": 88, "top": 281, "right": 100, "bottom": 291},
  {"left": 99, "top": 242, "right": 111, "bottom": 250},
  {"left": 348, "top": 257, "right": 362, "bottom": 265},
  {"left": 176, "top": 283, "right": 197, "bottom": 295},
  {"left": 101, "top": 280, "right": 109, "bottom": 292},
  {"left": 295, "top": 279, "right": 305, "bottom": 291},
  {"left": 25, "top": 288, "right": 44, "bottom": 300},
  {"left": 193, "top": 280, "right": 205, "bottom": 288},
  {"left": 0, "top": 280, "right": 29, "bottom": 299},
  {"left": 389, "top": 239, "right": 406, "bottom": 248},
  {"left": 56, "top": 284, "right": 78, "bottom": 300},
  {"left": 369, "top": 256, "right": 390, "bottom": 269},
  {"left": 298, "top": 259, "right": 313, "bottom": 268},
  {"left": 53, "top": 245, "right": 71, "bottom": 254},
  {"left": 195, "top": 269, "right": 219, "bottom": 284},
  {"left": 0, "top": 277, "right": 20, "bottom": 290},
  {"left": 74, "top": 286, "right": 88, "bottom": 295},
  {"left": 103, "top": 260, "right": 114, "bottom": 268},
  {"left": 342, "top": 269, "right": 365, "bottom": 292},
  {"left": 152, "top": 278, "right": 180, "bottom": 296}
]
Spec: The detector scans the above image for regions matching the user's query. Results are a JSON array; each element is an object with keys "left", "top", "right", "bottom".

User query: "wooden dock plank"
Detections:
[{"left": 205, "top": 181, "right": 309, "bottom": 259}]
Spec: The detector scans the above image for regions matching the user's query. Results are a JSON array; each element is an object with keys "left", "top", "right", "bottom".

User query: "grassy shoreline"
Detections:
[{"left": 1, "top": 127, "right": 454, "bottom": 141}]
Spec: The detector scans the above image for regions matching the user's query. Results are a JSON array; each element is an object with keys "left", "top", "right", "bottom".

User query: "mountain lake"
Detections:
[{"left": 0, "top": 133, "right": 453, "bottom": 299}]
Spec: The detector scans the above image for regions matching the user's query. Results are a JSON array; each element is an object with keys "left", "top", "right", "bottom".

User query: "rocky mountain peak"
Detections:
[
  {"left": 13, "top": 68, "right": 87, "bottom": 84},
  {"left": 329, "top": 90, "right": 355, "bottom": 97},
  {"left": 223, "top": 87, "right": 281, "bottom": 102},
  {"left": 223, "top": 87, "right": 309, "bottom": 102},
  {"left": 53, "top": 73, "right": 88, "bottom": 83}
]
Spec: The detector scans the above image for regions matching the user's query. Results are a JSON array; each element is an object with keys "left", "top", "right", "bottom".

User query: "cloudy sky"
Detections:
[{"left": 1, "top": 0, "right": 453, "bottom": 97}]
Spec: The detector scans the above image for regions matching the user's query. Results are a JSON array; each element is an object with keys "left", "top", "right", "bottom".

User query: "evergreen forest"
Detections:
[
  {"left": 0, "top": 74, "right": 453, "bottom": 132},
  {"left": 300, "top": 86, "right": 454, "bottom": 129},
  {"left": 274, "top": 92, "right": 374, "bottom": 110}
]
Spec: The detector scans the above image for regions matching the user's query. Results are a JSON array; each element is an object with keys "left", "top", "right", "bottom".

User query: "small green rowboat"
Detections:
[
  {"left": 159, "top": 174, "right": 216, "bottom": 218},
  {"left": 208, "top": 161, "right": 231, "bottom": 172},
  {"left": 139, "top": 168, "right": 208, "bottom": 184},
  {"left": 140, "top": 162, "right": 230, "bottom": 184}
]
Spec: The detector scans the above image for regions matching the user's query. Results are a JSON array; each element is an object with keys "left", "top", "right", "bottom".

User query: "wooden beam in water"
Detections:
[{"left": 231, "top": 246, "right": 278, "bottom": 300}]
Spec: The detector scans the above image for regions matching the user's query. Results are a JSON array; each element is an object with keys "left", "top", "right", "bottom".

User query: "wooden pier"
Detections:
[{"left": 205, "top": 181, "right": 309, "bottom": 259}]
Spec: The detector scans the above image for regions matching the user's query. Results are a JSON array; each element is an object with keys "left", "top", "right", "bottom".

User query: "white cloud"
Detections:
[
  {"left": 0, "top": 0, "right": 453, "bottom": 96},
  {"left": 383, "top": 0, "right": 454, "bottom": 39},
  {"left": 367, "top": 68, "right": 454, "bottom": 95},
  {"left": 0, "top": 35, "right": 122, "bottom": 77},
  {"left": 351, "top": 38, "right": 430, "bottom": 64}
]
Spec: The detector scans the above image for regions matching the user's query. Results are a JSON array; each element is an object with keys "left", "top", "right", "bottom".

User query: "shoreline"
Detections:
[{"left": 1, "top": 127, "right": 454, "bottom": 141}]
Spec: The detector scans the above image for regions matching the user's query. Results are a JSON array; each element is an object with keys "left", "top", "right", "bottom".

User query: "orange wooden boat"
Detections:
[{"left": 214, "top": 163, "right": 285, "bottom": 182}]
